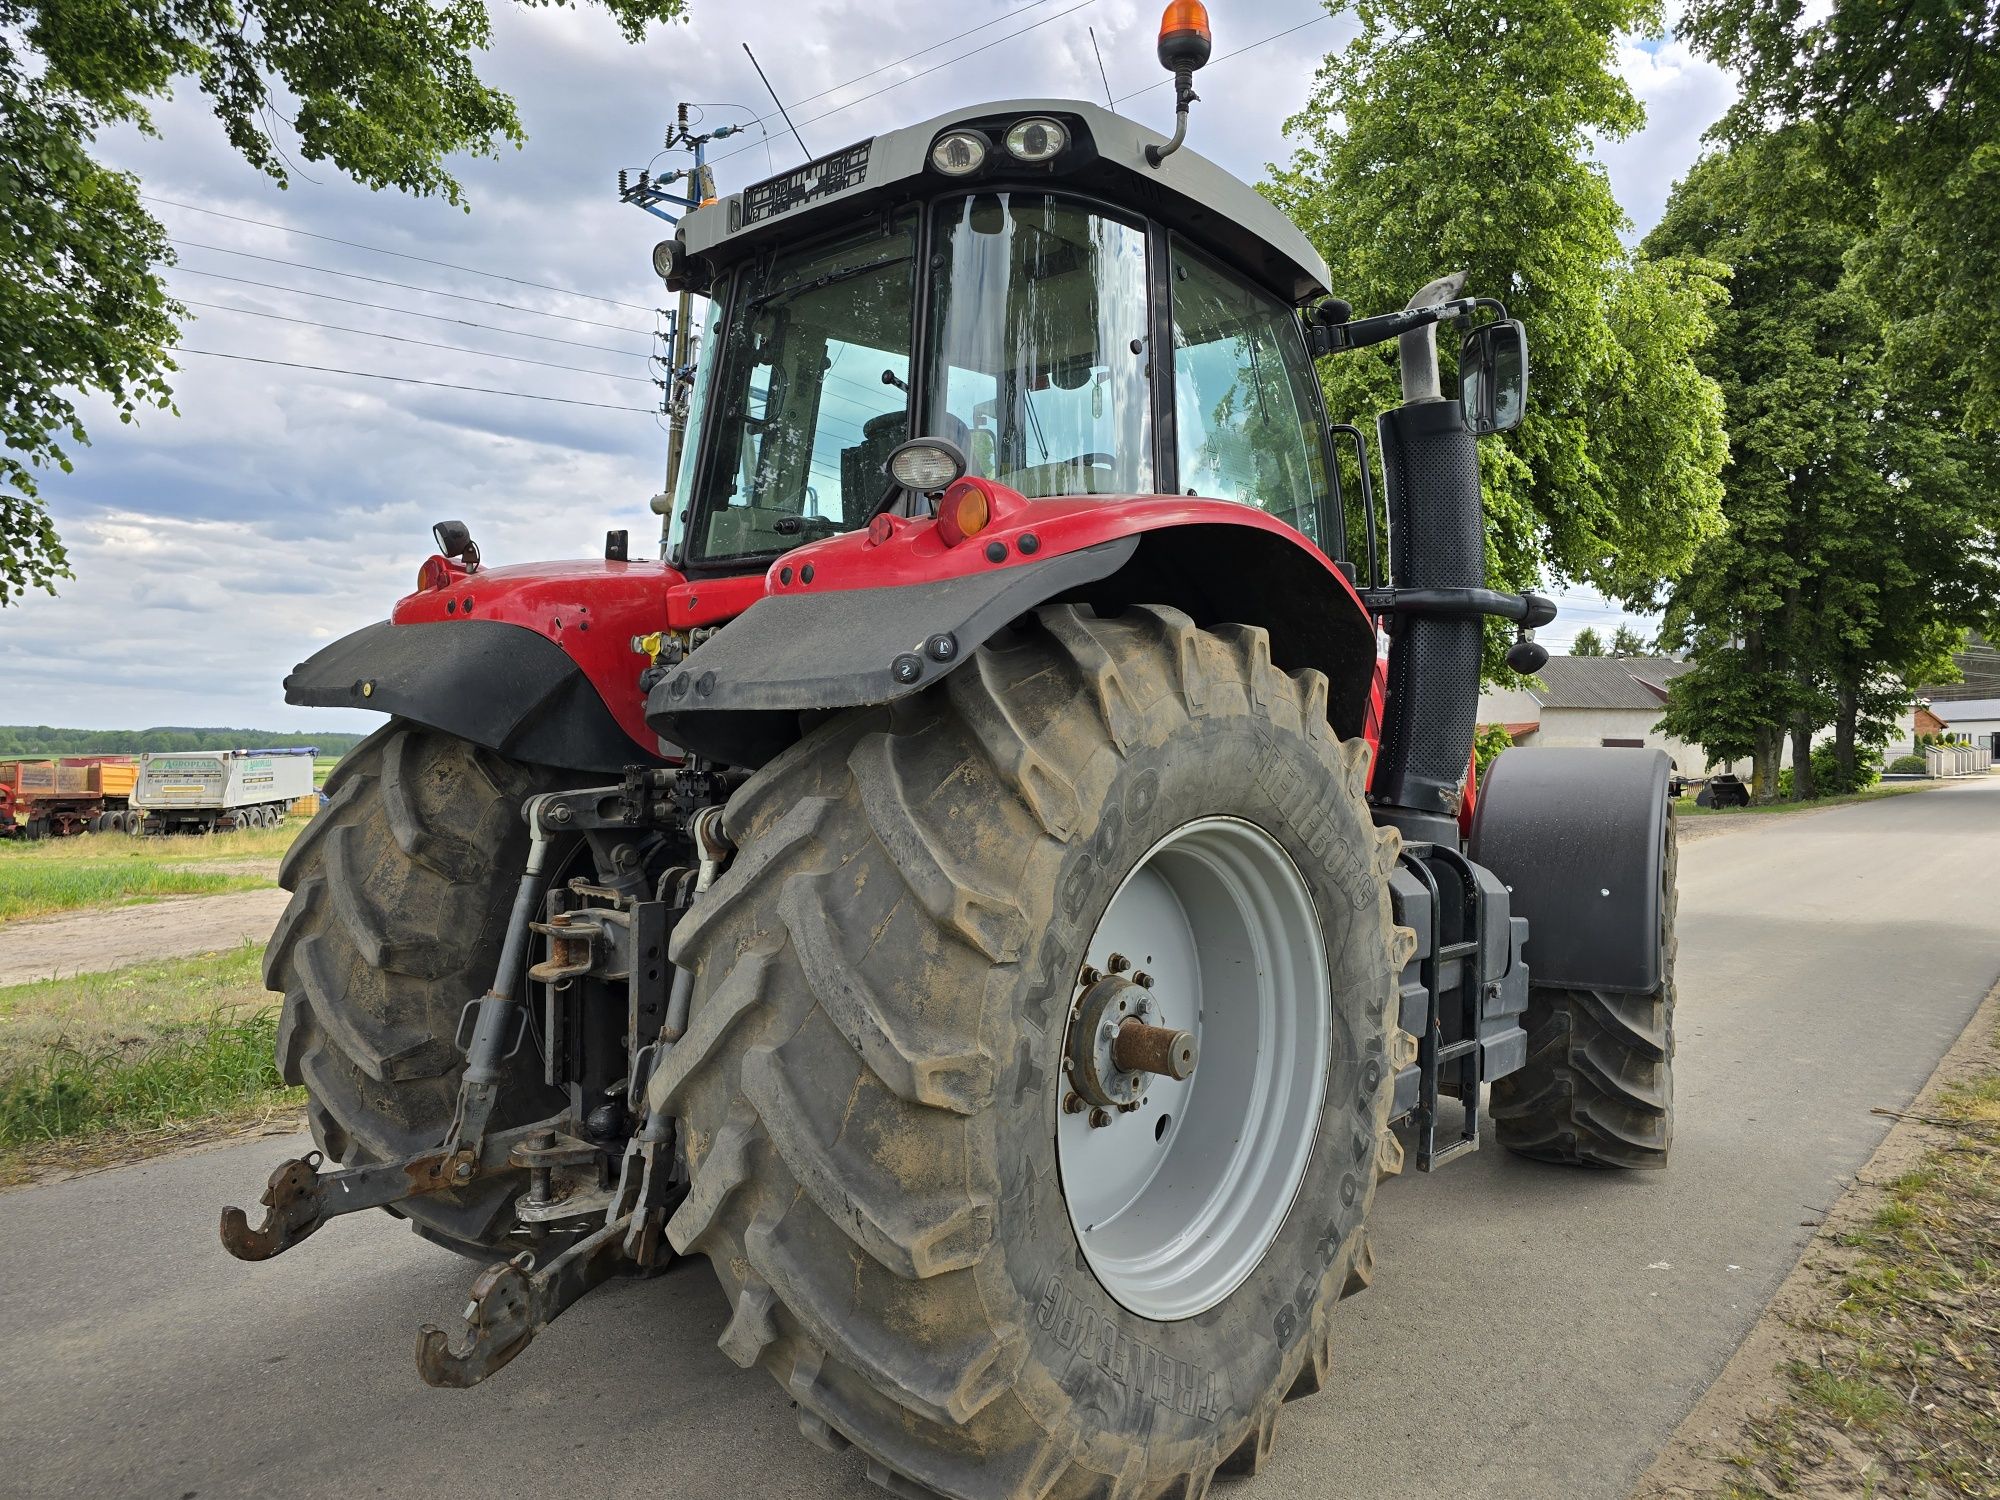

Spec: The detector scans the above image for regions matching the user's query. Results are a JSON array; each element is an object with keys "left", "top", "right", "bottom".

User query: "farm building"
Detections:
[
  {"left": 1933, "top": 698, "right": 2000, "bottom": 758},
  {"left": 1478, "top": 657, "right": 1711, "bottom": 774}
]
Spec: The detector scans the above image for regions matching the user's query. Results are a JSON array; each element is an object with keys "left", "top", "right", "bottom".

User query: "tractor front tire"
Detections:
[
  {"left": 1490, "top": 816, "right": 1677, "bottom": 1168},
  {"left": 264, "top": 721, "right": 569, "bottom": 1253},
  {"left": 664, "top": 605, "right": 1405, "bottom": 1500}
]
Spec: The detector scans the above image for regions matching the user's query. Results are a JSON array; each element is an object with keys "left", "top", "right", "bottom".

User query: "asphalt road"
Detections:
[{"left": 6, "top": 778, "right": 1999, "bottom": 1500}]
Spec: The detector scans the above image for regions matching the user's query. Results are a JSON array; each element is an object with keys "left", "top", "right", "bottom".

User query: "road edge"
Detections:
[{"left": 1628, "top": 976, "right": 2000, "bottom": 1498}]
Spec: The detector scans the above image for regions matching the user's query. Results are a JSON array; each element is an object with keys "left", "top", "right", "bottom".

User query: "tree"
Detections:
[
  {"left": 1265, "top": 0, "right": 1730, "bottom": 669},
  {"left": 1679, "top": 0, "right": 2000, "bottom": 432},
  {"left": 1570, "top": 627, "right": 1607, "bottom": 656},
  {"left": 1, "top": 0, "right": 687, "bottom": 606},
  {"left": 1608, "top": 623, "right": 1650, "bottom": 657},
  {"left": 1647, "top": 128, "right": 2000, "bottom": 801}
]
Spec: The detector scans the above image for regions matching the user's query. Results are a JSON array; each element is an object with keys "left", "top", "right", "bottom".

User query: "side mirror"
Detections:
[{"left": 1459, "top": 319, "right": 1529, "bottom": 436}]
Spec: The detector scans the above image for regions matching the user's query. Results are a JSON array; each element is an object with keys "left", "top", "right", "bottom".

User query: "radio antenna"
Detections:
[
  {"left": 744, "top": 44, "right": 812, "bottom": 160},
  {"left": 1089, "top": 27, "right": 1115, "bottom": 109}
]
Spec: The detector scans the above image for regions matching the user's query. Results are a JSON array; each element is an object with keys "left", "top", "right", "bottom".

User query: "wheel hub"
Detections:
[
  {"left": 1063, "top": 974, "right": 1199, "bottom": 1113},
  {"left": 1054, "top": 815, "right": 1331, "bottom": 1322}
]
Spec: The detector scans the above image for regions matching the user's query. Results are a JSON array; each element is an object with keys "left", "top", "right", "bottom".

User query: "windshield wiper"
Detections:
[{"left": 749, "top": 251, "right": 914, "bottom": 309}]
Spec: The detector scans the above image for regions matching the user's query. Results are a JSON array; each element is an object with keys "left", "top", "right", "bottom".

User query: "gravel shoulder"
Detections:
[
  {"left": 0, "top": 887, "right": 291, "bottom": 986},
  {"left": 1632, "top": 980, "right": 2000, "bottom": 1498}
]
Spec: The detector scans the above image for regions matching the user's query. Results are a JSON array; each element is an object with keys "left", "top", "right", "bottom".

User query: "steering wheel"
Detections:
[{"left": 1058, "top": 453, "right": 1114, "bottom": 469}]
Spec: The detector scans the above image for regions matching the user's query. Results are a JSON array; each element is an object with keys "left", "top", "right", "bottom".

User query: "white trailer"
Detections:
[{"left": 134, "top": 749, "right": 317, "bottom": 833}]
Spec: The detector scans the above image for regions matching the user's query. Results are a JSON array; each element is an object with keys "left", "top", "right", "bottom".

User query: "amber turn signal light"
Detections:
[{"left": 936, "top": 482, "right": 993, "bottom": 547}]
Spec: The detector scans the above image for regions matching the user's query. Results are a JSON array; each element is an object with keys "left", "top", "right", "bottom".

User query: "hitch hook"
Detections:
[
  {"left": 415, "top": 1217, "right": 632, "bottom": 1389},
  {"left": 219, "top": 1152, "right": 325, "bottom": 1262}
]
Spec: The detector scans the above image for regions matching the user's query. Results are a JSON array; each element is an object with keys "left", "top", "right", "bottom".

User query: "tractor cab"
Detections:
[{"left": 658, "top": 97, "right": 1343, "bottom": 572}]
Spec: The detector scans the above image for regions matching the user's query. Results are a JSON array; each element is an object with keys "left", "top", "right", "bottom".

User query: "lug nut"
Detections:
[
  {"left": 1107, "top": 953, "right": 1131, "bottom": 973},
  {"left": 1133, "top": 971, "right": 1154, "bottom": 988},
  {"left": 1078, "top": 965, "right": 1100, "bottom": 987},
  {"left": 1088, "top": 1108, "right": 1113, "bottom": 1129},
  {"left": 1062, "top": 1092, "right": 1085, "bottom": 1115}
]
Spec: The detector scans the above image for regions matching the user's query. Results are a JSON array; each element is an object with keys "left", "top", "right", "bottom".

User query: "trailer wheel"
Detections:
[
  {"left": 1491, "top": 814, "right": 1676, "bottom": 1168},
  {"left": 265, "top": 721, "right": 573, "bottom": 1253},
  {"left": 665, "top": 605, "right": 1404, "bottom": 1500}
]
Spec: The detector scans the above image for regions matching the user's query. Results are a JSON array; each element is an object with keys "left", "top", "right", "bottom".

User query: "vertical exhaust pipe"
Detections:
[{"left": 1371, "top": 272, "right": 1485, "bottom": 847}]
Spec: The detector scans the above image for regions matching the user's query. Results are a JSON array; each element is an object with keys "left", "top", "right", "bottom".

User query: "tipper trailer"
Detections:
[
  {"left": 217, "top": 10, "right": 1678, "bottom": 1496},
  {"left": 133, "top": 749, "right": 316, "bottom": 834},
  {"left": 0, "top": 757, "right": 140, "bottom": 837}
]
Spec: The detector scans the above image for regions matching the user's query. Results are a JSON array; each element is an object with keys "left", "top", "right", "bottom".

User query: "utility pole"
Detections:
[{"left": 618, "top": 104, "right": 740, "bottom": 552}]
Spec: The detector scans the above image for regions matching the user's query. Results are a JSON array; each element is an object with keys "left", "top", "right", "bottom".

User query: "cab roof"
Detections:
[{"left": 679, "top": 97, "right": 1333, "bottom": 306}]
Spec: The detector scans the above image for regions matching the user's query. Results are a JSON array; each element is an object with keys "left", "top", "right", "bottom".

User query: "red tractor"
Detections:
[{"left": 222, "top": 9, "right": 1675, "bottom": 1495}]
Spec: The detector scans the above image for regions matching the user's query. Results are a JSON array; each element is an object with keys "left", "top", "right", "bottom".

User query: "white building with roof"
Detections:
[
  {"left": 1478, "top": 657, "right": 1712, "bottom": 774},
  {"left": 1933, "top": 697, "right": 2000, "bottom": 759}
]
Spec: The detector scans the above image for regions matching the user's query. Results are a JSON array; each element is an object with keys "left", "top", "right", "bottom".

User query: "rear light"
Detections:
[
  {"left": 936, "top": 482, "right": 992, "bottom": 547},
  {"left": 930, "top": 129, "right": 989, "bottom": 177},
  {"left": 417, "top": 556, "right": 454, "bottom": 592}
]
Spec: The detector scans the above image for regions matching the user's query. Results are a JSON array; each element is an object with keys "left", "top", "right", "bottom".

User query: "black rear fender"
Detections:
[
  {"left": 284, "top": 619, "right": 659, "bottom": 775},
  {"left": 1468, "top": 746, "right": 1672, "bottom": 993}
]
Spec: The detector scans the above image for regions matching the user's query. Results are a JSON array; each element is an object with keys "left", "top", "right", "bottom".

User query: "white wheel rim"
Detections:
[{"left": 1056, "top": 816, "right": 1330, "bottom": 1321}]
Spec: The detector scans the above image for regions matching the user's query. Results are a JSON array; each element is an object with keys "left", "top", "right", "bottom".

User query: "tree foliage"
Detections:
[
  {"left": 1645, "top": 128, "right": 2000, "bottom": 801},
  {"left": 1265, "top": 0, "right": 1730, "bottom": 653},
  {"left": 1679, "top": 0, "right": 2000, "bottom": 432},
  {"left": 1570, "top": 626, "right": 1606, "bottom": 656},
  {"left": 0, "top": 0, "right": 687, "bottom": 605},
  {"left": 1608, "top": 623, "right": 1649, "bottom": 657},
  {"left": 0, "top": 725, "right": 364, "bottom": 756}
]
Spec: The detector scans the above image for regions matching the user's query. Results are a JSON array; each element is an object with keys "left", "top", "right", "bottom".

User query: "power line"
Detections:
[
  {"left": 173, "top": 348, "right": 659, "bottom": 413},
  {"left": 709, "top": 0, "right": 1100, "bottom": 170},
  {"left": 166, "top": 266, "right": 650, "bottom": 358},
  {"left": 748, "top": 0, "right": 1068, "bottom": 123},
  {"left": 1113, "top": 13, "right": 1332, "bottom": 102},
  {"left": 177, "top": 299, "right": 656, "bottom": 383},
  {"left": 144, "top": 194, "right": 654, "bottom": 313},
  {"left": 168, "top": 238, "right": 650, "bottom": 334}
]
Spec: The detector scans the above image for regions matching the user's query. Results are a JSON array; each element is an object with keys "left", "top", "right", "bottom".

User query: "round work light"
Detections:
[
  {"left": 930, "top": 129, "right": 990, "bottom": 177},
  {"left": 1004, "top": 117, "right": 1068, "bottom": 163}
]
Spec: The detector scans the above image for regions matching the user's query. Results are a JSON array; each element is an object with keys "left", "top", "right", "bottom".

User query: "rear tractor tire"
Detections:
[
  {"left": 263, "top": 721, "right": 570, "bottom": 1254},
  {"left": 665, "top": 605, "right": 1407, "bottom": 1500},
  {"left": 1491, "top": 815, "right": 1677, "bottom": 1168}
]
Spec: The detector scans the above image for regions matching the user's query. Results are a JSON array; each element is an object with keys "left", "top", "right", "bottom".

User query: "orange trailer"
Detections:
[{"left": 0, "top": 756, "right": 141, "bottom": 838}]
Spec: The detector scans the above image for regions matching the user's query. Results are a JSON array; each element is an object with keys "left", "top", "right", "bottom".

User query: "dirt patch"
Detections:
[
  {"left": 0, "top": 888, "right": 291, "bottom": 986},
  {"left": 1631, "top": 981, "right": 2000, "bottom": 1499},
  {"left": 161, "top": 858, "right": 282, "bottom": 879}
]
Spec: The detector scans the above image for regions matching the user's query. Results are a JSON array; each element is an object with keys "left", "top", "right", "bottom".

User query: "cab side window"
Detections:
[{"left": 1169, "top": 242, "right": 1328, "bottom": 543}]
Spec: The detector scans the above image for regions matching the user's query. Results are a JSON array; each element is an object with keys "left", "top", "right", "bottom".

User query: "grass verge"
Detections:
[
  {"left": 0, "top": 945, "right": 301, "bottom": 1181},
  {"left": 1676, "top": 782, "right": 1940, "bottom": 819},
  {"left": 1709, "top": 1022, "right": 2000, "bottom": 1497},
  {"left": 0, "top": 822, "right": 299, "bottom": 922}
]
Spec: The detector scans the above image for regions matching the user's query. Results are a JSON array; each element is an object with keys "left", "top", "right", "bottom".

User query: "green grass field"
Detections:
[
  {"left": 0, "top": 945, "right": 299, "bottom": 1172},
  {"left": 0, "top": 822, "right": 301, "bottom": 922}
]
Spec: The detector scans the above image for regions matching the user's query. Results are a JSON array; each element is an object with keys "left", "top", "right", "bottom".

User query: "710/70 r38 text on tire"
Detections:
[{"left": 659, "top": 603, "right": 1410, "bottom": 1500}]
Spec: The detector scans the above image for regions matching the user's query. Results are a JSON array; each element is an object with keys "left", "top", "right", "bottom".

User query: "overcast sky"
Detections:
[{"left": 0, "top": 0, "right": 1733, "bottom": 733}]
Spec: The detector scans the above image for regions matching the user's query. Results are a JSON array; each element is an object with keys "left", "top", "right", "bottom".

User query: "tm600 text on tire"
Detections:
[
  {"left": 264, "top": 722, "right": 571, "bottom": 1254},
  {"left": 662, "top": 605, "right": 1408, "bottom": 1500}
]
